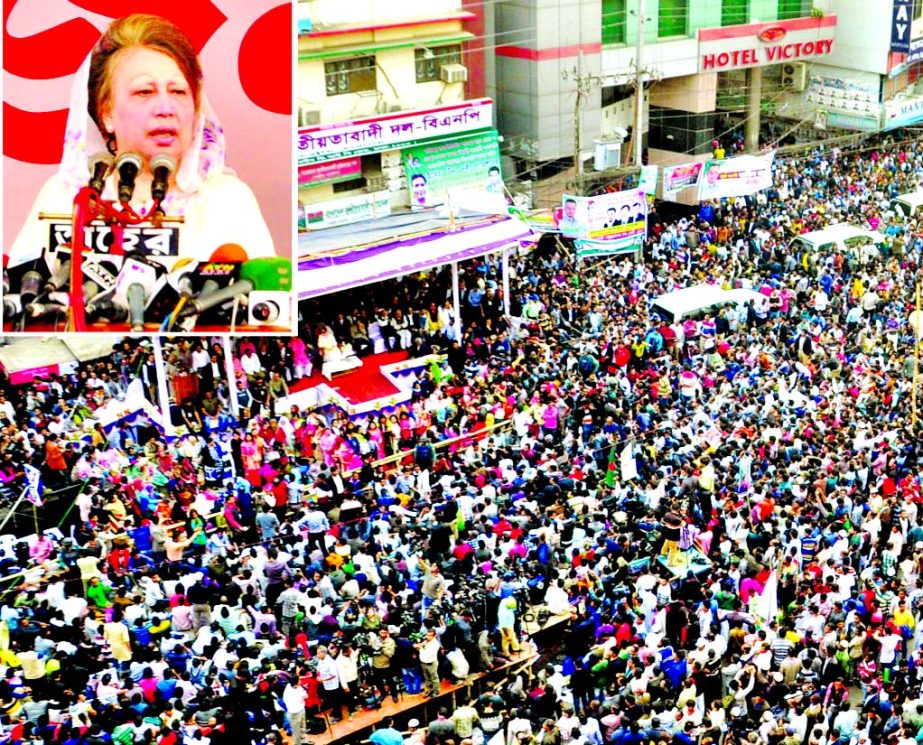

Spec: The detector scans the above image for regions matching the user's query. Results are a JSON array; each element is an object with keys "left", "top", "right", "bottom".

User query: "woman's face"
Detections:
[{"left": 102, "top": 46, "right": 196, "bottom": 167}]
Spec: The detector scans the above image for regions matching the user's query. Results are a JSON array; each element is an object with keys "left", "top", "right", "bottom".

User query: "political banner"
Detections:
[
  {"left": 663, "top": 162, "right": 704, "bottom": 199},
  {"left": 403, "top": 130, "right": 502, "bottom": 208},
  {"left": 639, "top": 165, "right": 659, "bottom": 195},
  {"left": 557, "top": 189, "right": 647, "bottom": 255},
  {"left": 697, "top": 150, "right": 776, "bottom": 201}
]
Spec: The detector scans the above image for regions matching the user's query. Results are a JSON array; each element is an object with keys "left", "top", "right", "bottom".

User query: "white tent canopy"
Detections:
[{"left": 0, "top": 336, "right": 121, "bottom": 384}]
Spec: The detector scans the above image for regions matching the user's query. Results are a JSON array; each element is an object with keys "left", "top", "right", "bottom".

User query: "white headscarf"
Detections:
[{"left": 59, "top": 42, "right": 227, "bottom": 207}]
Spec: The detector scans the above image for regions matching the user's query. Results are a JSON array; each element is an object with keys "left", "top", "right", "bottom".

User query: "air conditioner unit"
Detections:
[
  {"left": 297, "top": 105, "right": 320, "bottom": 127},
  {"left": 593, "top": 139, "right": 622, "bottom": 171},
  {"left": 781, "top": 62, "right": 808, "bottom": 92},
  {"left": 440, "top": 63, "right": 468, "bottom": 84},
  {"left": 365, "top": 174, "right": 388, "bottom": 192}
]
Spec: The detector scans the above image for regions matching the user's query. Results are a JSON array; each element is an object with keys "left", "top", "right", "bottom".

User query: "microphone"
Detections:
[
  {"left": 82, "top": 255, "right": 124, "bottom": 304},
  {"left": 150, "top": 153, "right": 176, "bottom": 203},
  {"left": 3, "top": 295, "right": 23, "bottom": 323},
  {"left": 20, "top": 270, "right": 44, "bottom": 304},
  {"left": 111, "top": 256, "right": 167, "bottom": 330},
  {"left": 192, "top": 244, "right": 248, "bottom": 301},
  {"left": 116, "top": 152, "right": 143, "bottom": 203},
  {"left": 44, "top": 255, "right": 72, "bottom": 294},
  {"left": 184, "top": 257, "right": 292, "bottom": 316},
  {"left": 87, "top": 152, "right": 115, "bottom": 194},
  {"left": 26, "top": 292, "right": 69, "bottom": 318},
  {"left": 164, "top": 258, "right": 198, "bottom": 297}
]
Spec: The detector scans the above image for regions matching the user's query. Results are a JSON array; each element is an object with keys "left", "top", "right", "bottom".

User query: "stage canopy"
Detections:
[{"left": 297, "top": 213, "right": 534, "bottom": 300}]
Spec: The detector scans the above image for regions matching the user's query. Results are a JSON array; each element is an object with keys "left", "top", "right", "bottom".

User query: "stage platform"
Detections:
[
  {"left": 277, "top": 351, "right": 445, "bottom": 417},
  {"left": 307, "top": 649, "right": 538, "bottom": 745}
]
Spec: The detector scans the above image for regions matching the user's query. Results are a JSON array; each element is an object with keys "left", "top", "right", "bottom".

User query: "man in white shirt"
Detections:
[
  {"left": 282, "top": 674, "right": 307, "bottom": 745},
  {"left": 315, "top": 646, "right": 346, "bottom": 722}
]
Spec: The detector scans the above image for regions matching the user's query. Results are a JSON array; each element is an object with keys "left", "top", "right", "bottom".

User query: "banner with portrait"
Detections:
[
  {"left": 558, "top": 189, "right": 647, "bottom": 255},
  {"left": 662, "top": 162, "right": 704, "bottom": 200},
  {"left": 403, "top": 130, "right": 502, "bottom": 208},
  {"left": 697, "top": 150, "right": 776, "bottom": 201}
]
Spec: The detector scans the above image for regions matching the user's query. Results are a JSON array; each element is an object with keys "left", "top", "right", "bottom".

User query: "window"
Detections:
[
  {"left": 324, "top": 56, "right": 376, "bottom": 96},
  {"left": 658, "top": 0, "right": 688, "bottom": 38},
  {"left": 915, "top": 0, "right": 923, "bottom": 20},
  {"left": 778, "top": 0, "right": 811, "bottom": 20},
  {"left": 415, "top": 45, "right": 462, "bottom": 83},
  {"left": 602, "top": 0, "right": 627, "bottom": 44},
  {"left": 722, "top": 0, "right": 748, "bottom": 26}
]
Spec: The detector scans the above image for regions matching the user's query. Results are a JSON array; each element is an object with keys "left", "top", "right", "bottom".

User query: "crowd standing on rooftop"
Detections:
[{"left": 4, "top": 133, "right": 923, "bottom": 745}]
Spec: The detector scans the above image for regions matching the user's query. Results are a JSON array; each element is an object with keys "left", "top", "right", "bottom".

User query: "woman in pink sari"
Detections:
[
  {"left": 290, "top": 336, "right": 312, "bottom": 380},
  {"left": 240, "top": 432, "right": 263, "bottom": 488},
  {"left": 367, "top": 419, "right": 386, "bottom": 459},
  {"left": 318, "top": 427, "right": 340, "bottom": 468}
]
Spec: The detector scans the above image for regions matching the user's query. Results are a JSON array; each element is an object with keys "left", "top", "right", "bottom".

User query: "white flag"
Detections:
[
  {"left": 620, "top": 444, "right": 638, "bottom": 481},
  {"left": 23, "top": 464, "right": 43, "bottom": 507},
  {"left": 755, "top": 569, "right": 779, "bottom": 623}
]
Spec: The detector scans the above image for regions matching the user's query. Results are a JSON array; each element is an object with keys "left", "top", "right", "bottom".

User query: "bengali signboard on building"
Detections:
[
  {"left": 298, "top": 157, "right": 362, "bottom": 186},
  {"left": 303, "top": 191, "right": 391, "bottom": 231},
  {"left": 297, "top": 99, "right": 494, "bottom": 166},
  {"left": 883, "top": 95, "right": 923, "bottom": 130},
  {"left": 403, "top": 131, "right": 502, "bottom": 208},
  {"left": 697, "top": 15, "right": 837, "bottom": 73}
]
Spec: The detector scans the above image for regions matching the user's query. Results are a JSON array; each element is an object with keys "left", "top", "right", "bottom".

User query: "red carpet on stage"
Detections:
[{"left": 289, "top": 351, "right": 409, "bottom": 405}]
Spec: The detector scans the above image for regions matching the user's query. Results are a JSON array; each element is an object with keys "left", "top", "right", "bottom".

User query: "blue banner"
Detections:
[{"left": 893, "top": 0, "right": 912, "bottom": 54}]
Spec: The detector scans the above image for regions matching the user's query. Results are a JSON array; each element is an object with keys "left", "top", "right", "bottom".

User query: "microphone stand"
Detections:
[
  {"left": 67, "top": 187, "right": 150, "bottom": 332},
  {"left": 48, "top": 191, "right": 182, "bottom": 332}
]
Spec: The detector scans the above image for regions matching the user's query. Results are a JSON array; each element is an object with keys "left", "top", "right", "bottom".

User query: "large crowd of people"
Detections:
[{"left": 2, "top": 131, "right": 923, "bottom": 745}]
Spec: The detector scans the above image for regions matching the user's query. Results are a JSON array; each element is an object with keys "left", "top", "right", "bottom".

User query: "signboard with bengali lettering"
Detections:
[
  {"left": 298, "top": 157, "right": 362, "bottom": 186},
  {"left": 297, "top": 99, "right": 494, "bottom": 166},
  {"left": 302, "top": 191, "right": 391, "bottom": 231}
]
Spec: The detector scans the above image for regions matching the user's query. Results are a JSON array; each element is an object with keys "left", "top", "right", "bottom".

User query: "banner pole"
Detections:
[
  {"left": 0, "top": 487, "right": 29, "bottom": 535},
  {"left": 56, "top": 479, "right": 90, "bottom": 529}
]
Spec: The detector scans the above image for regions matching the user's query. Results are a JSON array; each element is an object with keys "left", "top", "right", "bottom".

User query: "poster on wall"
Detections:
[
  {"left": 697, "top": 151, "right": 776, "bottom": 201},
  {"left": 639, "top": 165, "right": 659, "bottom": 195},
  {"left": 663, "top": 162, "right": 704, "bottom": 200},
  {"left": 557, "top": 189, "right": 647, "bottom": 256},
  {"left": 403, "top": 130, "right": 502, "bottom": 208}
]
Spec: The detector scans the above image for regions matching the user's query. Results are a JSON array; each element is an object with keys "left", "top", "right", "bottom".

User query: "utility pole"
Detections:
[
  {"left": 634, "top": 0, "right": 646, "bottom": 167},
  {"left": 573, "top": 51, "right": 587, "bottom": 190}
]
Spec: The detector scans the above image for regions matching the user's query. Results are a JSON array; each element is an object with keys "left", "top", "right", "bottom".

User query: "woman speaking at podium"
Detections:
[{"left": 7, "top": 13, "right": 275, "bottom": 268}]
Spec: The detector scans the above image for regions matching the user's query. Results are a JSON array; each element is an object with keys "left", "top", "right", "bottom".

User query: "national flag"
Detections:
[
  {"left": 605, "top": 440, "right": 618, "bottom": 487},
  {"left": 23, "top": 464, "right": 43, "bottom": 507}
]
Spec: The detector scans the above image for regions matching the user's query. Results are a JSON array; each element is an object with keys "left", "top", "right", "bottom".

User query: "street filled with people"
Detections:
[{"left": 3, "top": 132, "right": 923, "bottom": 745}]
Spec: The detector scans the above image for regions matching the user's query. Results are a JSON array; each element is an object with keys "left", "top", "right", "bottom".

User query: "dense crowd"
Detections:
[{"left": 2, "top": 131, "right": 923, "bottom": 745}]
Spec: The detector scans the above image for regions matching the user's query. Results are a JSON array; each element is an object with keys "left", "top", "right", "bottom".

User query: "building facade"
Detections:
[
  {"left": 297, "top": 0, "right": 498, "bottom": 229},
  {"left": 492, "top": 0, "right": 838, "bottom": 196},
  {"left": 772, "top": 0, "right": 923, "bottom": 134}
]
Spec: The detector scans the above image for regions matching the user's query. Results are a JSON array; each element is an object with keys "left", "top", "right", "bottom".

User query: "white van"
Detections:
[
  {"left": 891, "top": 191, "right": 923, "bottom": 218},
  {"left": 788, "top": 224, "right": 887, "bottom": 265},
  {"left": 650, "top": 284, "right": 767, "bottom": 323}
]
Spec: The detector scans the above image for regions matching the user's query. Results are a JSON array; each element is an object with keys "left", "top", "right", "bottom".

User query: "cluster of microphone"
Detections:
[
  {"left": 4, "top": 244, "right": 292, "bottom": 331},
  {"left": 2, "top": 151, "right": 292, "bottom": 331}
]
